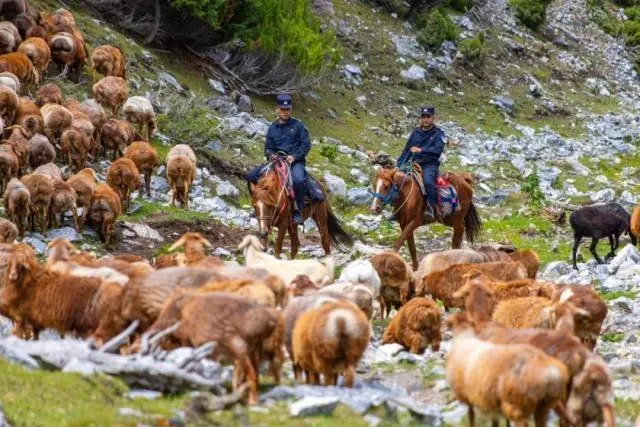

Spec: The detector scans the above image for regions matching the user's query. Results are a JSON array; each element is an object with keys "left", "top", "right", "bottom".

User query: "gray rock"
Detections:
[
  {"left": 350, "top": 168, "right": 369, "bottom": 185},
  {"left": 118, "top": 408, "right": 144, "bottom": 418},
  {"left": 349, "top": 214, "right": 381, "bottom": 233},
  {"left": 208, "top": 79, "right": 225, "bottom": 94},
  {"left": 313, "top": 0, "right": 334, "bottom": 15},
  {"left": 379, "top": 343, "right": 405, "bottom": 357},
  {"left": 323, "top": 172, "right": 346, "bottom": 197},
  {"left": 542, "top": 261, "right": 572, "bottom": 280},
  {"left": 62, "top": 358, "right": 97, "bottom": 375},
  {"left": 151, "top": 176, "right": 169, "bottom": 192},
  {"left": 619, "top": 190, "right": 637, "bottom": 206},
  {"left": 347, "top": 187, "right": 372, "bottom": 205},
  {"left": 0, "top": 342, "right": 40, "bottom": 368},
  {"left": 355, "top": 95, "right": 367, "bottom": 109},
  {"left": 566, "top": 158, "right": 590, "bottom": 177},
  {"left": 233, "top": 92, "right": 253, "bottom": 113},
  {"left": 529, "top": 83, "right": 542, "bottom": 97},
  {"left": 338, "top": 144, "right": 355, "bottom": 155},
  {"left": 121, "top": 222, "right": 164, "bottom": 242},
  {"left": 126, "top": 390, "right": 162, "bottom": 400},
  {"left": 391, "top": 34, "right": 425, "bottom": 59},
  {"left": 289, "top": 396, "right": 339, "bottom": 417},
  {"left": 400, "top": 65, "right": 426, "bottom": 81},
  {"left": 590, "top": 189, "right": 615, "bottom": 203},
  {"left": 216, "top": 181, "right": 240, "bottom": 197},
  {"left": 492, "top": 95, "right": 515, "bottom": 115},
  {"left": 321, "top": 136, "right": 342, "bottom": 145},
  {"left": 47, "top": 227, "right": 82, "bottom": 242},
  {"left": 23, "top": 235, "right": 46, "bottom": 254},
  {"left": 601, "top": 276, "right": 628, "bottom": 292},
  {"left": 159, "top": 72, "right": 184, "bottom": 93},
  {"left": 611, "top": 297, "right": 633, "bottom": 313}
]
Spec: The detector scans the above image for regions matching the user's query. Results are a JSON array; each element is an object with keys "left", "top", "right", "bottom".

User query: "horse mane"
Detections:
[{"left": 252, "top": 170, "right": 282, "bottom": 206}]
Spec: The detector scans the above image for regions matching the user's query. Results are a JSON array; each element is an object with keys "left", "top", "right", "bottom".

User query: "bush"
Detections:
[
  {"left": 457, "top": 33, "right": 485, "bottom": 64},
  {"left": 509, "top": 0, "right": 552, "bottom": 30},
  {"left": 447, "top": 0, "right": 474, "bottom": 11},
  {"left": 623, "top": 19, "right": 640, "bottom": 45},
  {"left": 416, "top": 9, "right": 459, "bottom": 51},
  {"left": 320, "top": 144, "right": 338, "bottom": 162},
  {"left": 522, "top": 172, "right": 545, "bottom": 207}
]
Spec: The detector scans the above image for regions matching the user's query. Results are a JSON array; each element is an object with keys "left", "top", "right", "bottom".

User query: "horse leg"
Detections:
[
  {"left": 274, "top": 224, "right": 287, "bottom": 258},
  {"left": 288, "top": 221, "right": 300, "bottom": 259},
  {"left": 452, "top": 217, "right": 464, "bottom": 249},
  {"left": 406, "top": 232, "right": 418, "bottom": 271},
  {"left": 394, "top": 220, "right": 418, "bottom": 253}
]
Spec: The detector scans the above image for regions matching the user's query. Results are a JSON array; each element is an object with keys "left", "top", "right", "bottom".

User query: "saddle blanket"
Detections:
[{"left": 413, "top": 173, "right": 460, "bottom": 217}]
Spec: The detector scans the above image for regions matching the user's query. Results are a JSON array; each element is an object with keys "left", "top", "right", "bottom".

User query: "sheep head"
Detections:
[{"left": 46, "top": 237, "right": 77, "bottom": 264}]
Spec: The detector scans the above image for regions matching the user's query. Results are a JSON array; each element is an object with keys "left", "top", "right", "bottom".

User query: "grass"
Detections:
[
  {"left": 600, "top": 290, "right": 639, "bottom": 301},
  {"left": 0, "top": 359, "right": 187, "bottom": 426},
  {"left": 616, "top": 398, "right": 640, "bottom": 421},
  {"left": 602, "top": 332, "right": 625, "bottom": 342},
  {"left": 121, "top": 199, "right": 211, "bottom": 223}
]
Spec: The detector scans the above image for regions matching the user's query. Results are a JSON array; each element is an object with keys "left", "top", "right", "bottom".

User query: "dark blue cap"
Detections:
[
  {"left": 420, "top": 106, "right": 435, "bottom": 116},
  {"left": 276, "top": 94, "right": 292, "bottom": 108}
]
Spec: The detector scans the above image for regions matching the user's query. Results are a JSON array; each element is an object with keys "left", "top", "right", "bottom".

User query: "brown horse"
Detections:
[
  {"left": 370, "top": 166, "right": 482, "bottom": 270},
  {"left": 249, "top": 164, "right": 352, "bottom": 258}
]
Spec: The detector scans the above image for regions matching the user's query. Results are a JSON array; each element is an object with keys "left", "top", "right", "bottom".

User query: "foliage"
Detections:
[
  {"left": 447, "top": 0, "right": 474, "bottom": 11},
  {"left": 602, "top": 332, "right": 625, "bottom": 342},
  {"left": 521, "top": 172, "right": 545, "bottom": 207},
  {"left": 509, "top": 0, "right": 552, "bottom": 30},
  {"left": 320, "top": 144, "right": 338, "bottom": 162},
  {"left": 457, "top": 33, "right": 486, "bottom": 64},
  {"left": 170, "top": 0, "right": 230, "bottom": 29},
  {"left": 416, "top": 9, "right": 459, "bottom": 51}
]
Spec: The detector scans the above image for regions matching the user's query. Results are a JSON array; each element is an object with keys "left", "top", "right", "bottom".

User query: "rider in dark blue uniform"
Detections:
[
  {"left": 397, "top": 106, "right": 446, "bottom": 218},
  {"left": 246, "top": 94, "right": 311, "bottom": 225}
]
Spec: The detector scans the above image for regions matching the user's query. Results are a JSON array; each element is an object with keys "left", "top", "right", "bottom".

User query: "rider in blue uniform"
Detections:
[
  {"left": 246, "top": 94, "right": 311, "bottom": 225},
  {"left": 397, "top": 106, "right": 446, "bottom": 219}
]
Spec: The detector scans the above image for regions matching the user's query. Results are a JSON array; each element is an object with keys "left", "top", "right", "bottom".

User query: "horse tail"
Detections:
[
  {"left": 464, "top": 201, "right": 482, "bottom": 244},
  {"left": 326, "top": 205, "right": 354, "bottom": 249}
]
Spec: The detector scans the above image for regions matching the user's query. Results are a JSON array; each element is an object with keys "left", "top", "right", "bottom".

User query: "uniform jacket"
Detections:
[
  {"left": 264, "top": 117, "right": 311, "bottom": 163},
  {"left": 397, "top": 125, "right": 446, "bottom": 167}
]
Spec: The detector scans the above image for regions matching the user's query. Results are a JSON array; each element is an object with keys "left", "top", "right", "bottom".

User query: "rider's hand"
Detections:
[
  {"left": 287, "top": 155, "right": 295, "bottom": 164},
  {"left": 410, "top": 147, "right": 421, "bottom": 153},
  {"left": 269, "top": 154, "right": 278, "bottom": 161}
]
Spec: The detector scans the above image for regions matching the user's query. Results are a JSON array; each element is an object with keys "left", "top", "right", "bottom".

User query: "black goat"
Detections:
[{"left": 570, "top": 203, "right": 637, "bottom": 269}]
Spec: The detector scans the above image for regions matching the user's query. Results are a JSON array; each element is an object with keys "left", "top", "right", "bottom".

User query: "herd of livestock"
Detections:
[{"left": 0, "top": 1, "right": 631, "bottom": 426}]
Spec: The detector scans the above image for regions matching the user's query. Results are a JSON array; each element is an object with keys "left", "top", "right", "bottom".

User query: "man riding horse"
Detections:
[
  {"left": 396, "top": 105, "right": 446, "bottom": 220},
  {"left": 246, "top": 94, "right": 310, "bottom": 226}
]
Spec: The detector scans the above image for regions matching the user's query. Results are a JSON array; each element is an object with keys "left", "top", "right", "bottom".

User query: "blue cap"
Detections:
[
  {"left": 420, "top": 106, "right": 435, "bottom": 116},
  {"left": 276, "top": 94, "right": 292, "bottom": 108}
]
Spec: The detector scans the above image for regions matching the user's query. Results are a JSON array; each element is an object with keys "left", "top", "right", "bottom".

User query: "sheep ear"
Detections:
[{"left": 169, "top": 236, "right": 186, "bottom": 252}]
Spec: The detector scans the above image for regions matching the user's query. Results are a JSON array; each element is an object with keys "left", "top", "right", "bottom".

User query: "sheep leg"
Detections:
[
  {"left": 293, "top": 364, "right": 302, "bottom": 381},
  {"left": 466, "top": 406, "right": 475, "bottom": 427},
  {"left": 343, "top": 364, "right": 356, "bottom": 387},
  {"left": 406, "top": 232, "right": 418, "bottom": 271},
  {"left": 323, "top": 373, "right": 337, "bottom": 386},
  {"left": 534, "top": 407, "right": 550, "bottom": 427},
  {"left": 171, "top": 185, "right": 177, "bottom": 206},
  {"left": 238, "top": 355, "right": 258, "bottom": 405},
  {"left": 42, "top": 206, "right": 49, "bottom": 235},
  {"left": 308, "top": 371, "right": 320, "bottom": 385},
  {"left": 289, "top": 221, "right": 300, "bottom": 259},
  {"left": 589, "top": 238, "right": 603, "bottom": 264},
  {"left": 184, "top": 184, "right": 190, "bottom": 209},
  {"left": 145, "top": 172, "right": 151, "bottom": 198},
  {"left": 72, "top": 207, "right": 80, "bottom": 232},
  {"left": 378, "top": 296, "right": 387, "bottom": 320},
  {"left": 572, "top": 235, "right": 581, "bottom": 270}
]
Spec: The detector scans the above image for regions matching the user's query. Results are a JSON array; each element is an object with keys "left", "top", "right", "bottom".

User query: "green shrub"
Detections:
[
  {"left": 623, "top": 19, "right": 640, "bottom": 45},
  {"left": 509, "top": 0, "right": 552, "bottom": 30},
  {"left": 320, "top": 144, "right": 338, "bottom": 162},
  {"left": 416, "top": 9, "right": 459, "bottom": 51},
  {"left": 522, "top": 172, "right": 545, "bottom": 207},
  {"left": 457, "top": 33, "right": 485, "bottom": 64}
]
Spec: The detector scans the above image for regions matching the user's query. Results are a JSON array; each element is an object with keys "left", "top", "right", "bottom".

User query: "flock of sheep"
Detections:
[
  {"left": 0, "top": 1, "right": 627, "bottom": 427},
  {"left": 0, "top": 2, "right": 200, "bottom": 246}
]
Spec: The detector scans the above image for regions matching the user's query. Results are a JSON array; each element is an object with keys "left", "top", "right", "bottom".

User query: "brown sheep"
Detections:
[
  {"left": 36, "top": 83, "right": 62, "bottom": 106},
  {"left": 0, "top": 142, "right": 19, "bottom": 194},
  {"left": 25, "top": 24, "right": 47, "bottom": 42},
  {"left": 446, "top": 318, "right": 572, "bottom": 427},
  {"left": 631, "top": 205, "right": 640, "bottom": 242},
  {"left": 0, "top": 85, "right": 18, "bottom": 124},
  {"left": 166, "top": 144, "right": 196, "bottom": 209},
  {"left": 167, "top": 232, "right": 223, "bottom": 268},
  {"left": 101, "top": 118, "right": 132, "bottom": 160},
  {"left": 0, "top": 0, "right": 26, "bottom": 21},
  {"left": 4, "top": 124, "right": 28, "bottom": 174},
  {"left": 88, "top": 183, "right": 121, "bottom": 245},
  {"left": 3, "top": 177, "right": 29, "bottom": 236},
  {"left": 12, "top": 12, "right": 36, "bottom": 41},
  {"left": 16, "top": 97, "right": 43, "bottom": 137},
  {"left": 507, "top": 249, "right": 540, "bottom": 279},
  {"left": 21, "top": 172, "right": 53, "bottom": 233},
  {"left": 91, "top": 45, "right": 125, "bottom": 80},
  {"left": 0, "top": 52, "right": 37, "bottom": 85},
  {"left": 0, "top": 249, "right": 123, "bottom": 339},
  {"left": 292, "top": 300, "right": 370, "bottom": 387},
  {"left": 417, "top": 261, "right": 528, "bottom": 311},
  {"left": 60, "top": 126, "right": 89, "bottom": 172},
  {"left": 369, "top": 251, "right": 414, "bottom": 318},
  {"left": 289, "top": 273, "right": 321, "bottom": 296},
  {"left": 123, "top": 96, "right": 155, "bottom": 140},
  {"left": 416, "top": 248, "right": 490, "bottom": 278},
  {"left": 0, "top": 22, "right": 21, "bottom": 55},
  {"left": 318, "top": 282, "right": 374, "bottom": 320},
  {"left": 50, "top": 179, "right": 79, "bottom": 231},
  {"left": 17, "top": 37, "right": 49, "bottom": 77},
  {"left": 492, "top": 295, "right": 590, "bottom": 332},
  {"left": 125, "top": 140, "right": 159, "bottom": 197},
  {"left": 0, "top": 217, "right": 18, "bottom": 242},
  {"left": 34, "top": 161, "right": 62, "bottom": 180},
  {"left": 198, "top": 278, "right": 277, "bottom": 307},
  {"left": 48, "top": 27, "right": 86, "bottom": 82},
  {"left": 41, "top": 102, "right": 72, "bottom": 145},
  {"left": 92, "top": 76, "right": 127, "bottom": 117},
  {"left": 145, "top": 291, "right": 280, "bottom": 404},
  {"left": 382, "top": 297, "right": 441, "bottom": 353},
  {"left": 50, "top": 9, "right": 76, "bottom": 29},
  {"left": 28, "top": 133, "right": 54, "bottom": 171},
  {"left": 553, "top": 285, "right": 608, "bottom": 350},
  {"left": 106, "top": 157, "right": 140, "bottom": 211},
  {"left": 66, "top": 98, "right": 106, "bottom": 152}
]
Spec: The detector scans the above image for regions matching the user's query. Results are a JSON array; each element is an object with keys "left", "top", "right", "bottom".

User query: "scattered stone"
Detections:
[
  {"left": 351, "top": 168, "right": 369, "bottom": 185},
  {"left": 232, "top": 92, "right": 253, "bottom": 113},
  {"left": 118, "top": 408, "right": 144, "bottom": 418},
  {"left": 47, "top": 227, "right": 82, "bottom": 242},
  {"left": 289, "top": 396, "right": 340, "bottom": 417},
  {"left": 126, "top": 390, "right": 162, "bottom": 400},
  {"left": 159, "top": 72, "right": 184, "bottom": 93},
  {"left": 208, "top": 79, "right": 225, "bottom": 94},
  {"left": 216, "top": 181, "right": 240, "bottom": 197},
  {"left": 121, "top": 222, "right": 164, "bottom": 242},
  {"left": 400, "top": 65, "right": 426, "bottom": 82},
  {"left": 347, "top": 187, "right": 372, "bottom": 205},
  {"left": 590, "top": 189, "right": 615, "bottom": 203},
  {"left": 379, "top": 343, "right": 405, "bottom": 357},
  {"left": 491, "top": 95, "right": 515, "bottom": 115},
  {"left": 323, "top": 172, "right": 346, "bottom": 197}
]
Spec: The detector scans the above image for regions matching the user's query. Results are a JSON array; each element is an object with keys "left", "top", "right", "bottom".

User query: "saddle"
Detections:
[
  {"left": 267, "top": 160, "right": 325, "bottom": 206},
  {"left": 409, "top": 168, "right": 460, "bottom": 217}
]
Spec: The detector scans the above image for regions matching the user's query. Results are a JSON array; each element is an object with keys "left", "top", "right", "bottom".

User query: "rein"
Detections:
[{"left": 372, "top": 159, "right": 418, "bottom": 214}]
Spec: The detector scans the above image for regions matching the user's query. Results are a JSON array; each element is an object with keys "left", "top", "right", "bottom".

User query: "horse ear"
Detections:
[
  {"left": 249, "top": 183, "right": 256, "bottom": 192},
  {"left": 373, "top": 165, "right": 381, "bottom": 174}
]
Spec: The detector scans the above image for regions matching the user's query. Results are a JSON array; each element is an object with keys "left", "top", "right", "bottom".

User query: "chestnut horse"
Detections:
[
  {"left": 249, "top": 161, "right": 352, "bottom": 258},
  {"left": 371, "top": 166, "right": 482, "bottom": 269}
]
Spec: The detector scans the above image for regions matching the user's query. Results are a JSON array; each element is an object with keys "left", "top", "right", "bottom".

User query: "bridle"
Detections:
[
  {"left": 255, "top": 154, "right": 291, "bottom": 234},
  {"left": 371, "top": 159, "right": 417, "bottom": 214}
]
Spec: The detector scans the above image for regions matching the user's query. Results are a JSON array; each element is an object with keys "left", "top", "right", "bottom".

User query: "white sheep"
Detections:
[{"left": 337, "top": 259, "right": 381, "bottom": 299}]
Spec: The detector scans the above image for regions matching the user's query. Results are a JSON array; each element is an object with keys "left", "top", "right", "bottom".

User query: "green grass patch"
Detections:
[
  {"left": 600, "top": 289, "right": 639, "bottom": 301},
  {"left": 121, "top": 199, "right": 211, "bottom": 223},
  {"left": 616, "top": 398, "right": 640, "bottom": 420},
  {"left": 602, "top": 332, "right": 625, "bottom": 342},
  {"left": 0, "top": 359, "right": 186, "bottom": 426}
]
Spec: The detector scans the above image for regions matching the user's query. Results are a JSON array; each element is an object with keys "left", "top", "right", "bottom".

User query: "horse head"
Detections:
[
  {"left": 371, "top": 165, "right": 397, "bottom": 214},
  {"left": 250, "top": 169, "right": 285, "bottom": 242}
]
